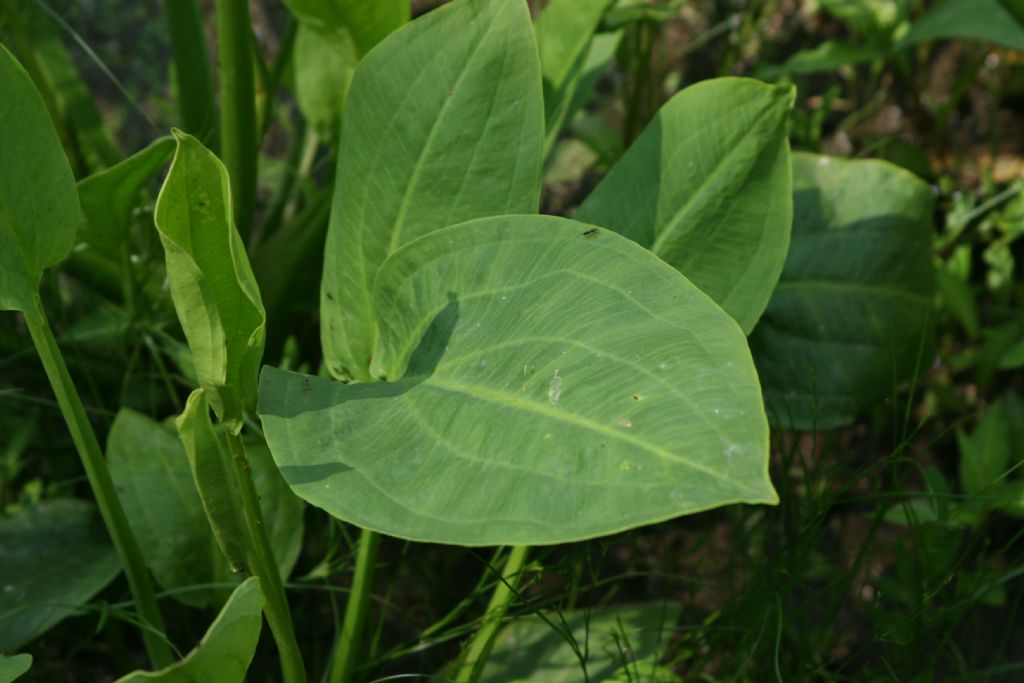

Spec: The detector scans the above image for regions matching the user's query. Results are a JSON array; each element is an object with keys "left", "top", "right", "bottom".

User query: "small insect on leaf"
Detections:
[{"left": 582, "top": 228, "right": 599, "bottom": 238}]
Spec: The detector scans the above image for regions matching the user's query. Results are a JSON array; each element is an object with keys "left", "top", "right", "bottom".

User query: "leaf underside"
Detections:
[{"left": 261, "top": 215, "right": 774, "bottom": 547}]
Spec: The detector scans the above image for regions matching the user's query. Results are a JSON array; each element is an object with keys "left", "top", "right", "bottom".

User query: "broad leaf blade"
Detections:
[
  {"left": 320, "top": 0, "right": 545, "bottom": 381},
  {"left": 750, "top": 153, "right": 935, "bottom": 430},
  {"left": 283, "top": 0, "right": 409, "bottom": 56},
  {"left": 113, "top": 577, "right": 263, "bottom": 683},
  {"left": 293, "top": 22, "right": 357, "bottom": 134},
  {"left": 480, "top": 603, "right": 681, "bottom": 683},
  {"left": 108, "top": 408, "right": 225, "bottom": 608},
  {"left": 261, "top": 215, "right": 774, "bottom": 546},
  {"left": 0, "top": 500, "right": 120, "bottom": 650},
  {"left": 958, "top": 400, "right": 1013, "bottom": 497},
  {"left": 154, "top": 130, "right": 266, "bottom": 426},
  {"left": 0, "top": 43, "right": 79, "bottom": 320},
  {"left": 576, "top": 78, "right": 794, "bottom": 334}
]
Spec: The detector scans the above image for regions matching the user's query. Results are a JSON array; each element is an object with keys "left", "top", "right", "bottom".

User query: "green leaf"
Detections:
[
  {"left": 0, "top": 499, "right": 121, "bottom": 650},
  {"left": 78, "top": 136, "right": 175, "bottom": 260},
  {"left": 535, "top": 0, "right": 614, "bottom": 153},
  {"left": 479, "top": 603, "right": 681, "bottom": 683},
  {"left": 0, "top": 43, "right": 80, "bottom": 321},
  {"left": 750, "top": 153, "right": 935, "bottom": 430},
  {"left": 260, "top": 215, "right": 775, "bottom": 546},
  {"left": 107, "top": 408, "right": 227, "bottom": 608},
  {"left": 113, "top": 577, "right": 263, "bottom": 683},
  {"left": 958, "top": 400, "right": 1013, "bottom": 497},
  {"left": 0, "top": 653, "right": 32, "bottom": 683},
  {"left": 577, "top": 78, "right": 794, "bottom": 334},
  {"left": 319, "top": 0, "right": 545, "bottom": 381},
  {"left": 757, "top": 41, "right": 888, "bottom": 79},
  {"left": 109, "top": 404, "right": 304, "bottom": 602},
  {"left": 819, "top": 0, "right": 909, "bottom": 41},
  {"left": 293, "top": 22, "right": 357, "bottom": 134},
  {"left": 154, "top": 130, "right": 266, "bottom": 427},
  {"left": 283, "top": 0, "right": 410, "bottom": 56},
  {"left": 176, "top": 389, "right": 250, "bottom": 573},
  {"left": 898, "top": 0, "right": 1024, "bottom": 50}
]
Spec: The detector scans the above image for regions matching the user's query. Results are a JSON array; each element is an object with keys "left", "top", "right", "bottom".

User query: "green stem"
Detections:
[
  {"left": 214, "top": 0, "right": 258, "bottom": 241},
  {"left": 329, "top": 529, "right": 381, "bottom": 683},
  {"left": 165, "top": 0, "right": 218, "bottom": 147},
  {"left": 454, "top": 545, "right": 530, "bottom": 683},
  {"left": 24, "top": 300, "right": 173, "bottom": 669},
  {"left": 225, "top": 431, "right": 307, "bottom": 683}
]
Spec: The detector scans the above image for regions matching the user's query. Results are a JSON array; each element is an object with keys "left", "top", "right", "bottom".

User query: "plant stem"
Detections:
[
  {"left": 165, "top": 0, "right": 218, "bottom": 147},
  {"left": 454, "top": 545, "right": 530, "bottom": 683},
  {"left": 24, "top": 300, "right": 173, "bottom": 669},
  {"left": 225, "top": 431, "right": 307, "bottom": 683},
  {"left": 214, "top": 0, "right": 258, "bottom": 242},
  {"left": 329, "top": 529, "right": 381, "bottom": 683}
]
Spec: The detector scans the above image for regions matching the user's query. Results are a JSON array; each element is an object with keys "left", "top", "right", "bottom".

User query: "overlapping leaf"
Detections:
[
  {"left": 577, "top": 78, "right": 795, "bottom": 334},
  {"left": 153, "top": 130, "right": 266, "bottom": 427},
  {"left": 750, "top": 153, "right": 934, "bottom": 429},
  {"left": 319, "top": 0, "right": 544, "bottom": 381},
  {"left": 261, "top": 215, "right": 775, "bottom": 546}
]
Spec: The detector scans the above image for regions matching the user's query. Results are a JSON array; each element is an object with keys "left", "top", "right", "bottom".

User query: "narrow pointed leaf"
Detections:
[
  {"left": 897, "top": 0, "right": 1024, "bottom": 50},
  {"left": 176, "top": 389, "right": 250, "bottom": 572},
  {"left": 261, "top": 215, "right": 774, "bottom": 546},
  {"left": 577, "top": 78, "right": 795, "bottom": 334},
  {"left": 0, "top": 500, "right": 120, "bottom": 650},
  {"left": 113, "top": 577, "right": 263, "bottom": 683},
  {"left": 154, "top": 130, "right": 266, "bottom": 426},
  {"left": 750, "top": 153, "right": 934, "bottom": 430},
  {"left": 78, "top": 136, "right": 175, "bottom": 259},
  {"left": 0, "top": 43, "right": 79, "bottom": 321},
  {"left": 535, "top": 0, "right": 614, "bottom": 153},
  {"left": 320, "top": 0, "right": 544, "bottom": 381}
]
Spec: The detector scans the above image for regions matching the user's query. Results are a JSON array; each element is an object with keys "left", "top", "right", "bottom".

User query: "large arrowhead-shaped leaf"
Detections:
[
  {"left": 0, "top": 500, "right": 120, "bottom": 650},
  {"left": 0, "top": 43, "right": 80, "bottom": 322},
  {"left": 480, "top": 603, "right": 681, "bottom": 683},
  {"left": 750, "top": 153, "right": 934, "bottom": 430},
  {"left": 320, "top": 0, "right": 544, "bottom": 381},
  {"left": 113, "top": 577, "right": 263, "bottom": 683},
  {"left": 576, "top": 78, "right": 794, "bottom": 335},
  {"left": 261, "top": 215, "right": 774, "bottom": 546},
  {"left": 154, "top": 130, "right": 266, "bottom": 428}
]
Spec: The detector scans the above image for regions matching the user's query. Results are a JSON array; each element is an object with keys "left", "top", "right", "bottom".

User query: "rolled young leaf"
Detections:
[
  {"left": 113, "top": 577, "right": 264, "bottom": 683},
  {"left": 176, "top": 389, "right": 250, "bottom": 573},
  {"left": 154, "top": 130, "right": 266, "bottom": 428},
  {"left": 750, "top": 153, "right": 935, "bottom": 430},
  {"left": 319, "top": 0, "right": 545, "bottom": 382},
  {"left": 0, "top": 43, "right": 79, "bottom": 322},
  {"left": 261, "top": 215, "right": 775, "bottom": 546},
  {"left": 576, "top": 77, "right": 795, "bottom": 335}
]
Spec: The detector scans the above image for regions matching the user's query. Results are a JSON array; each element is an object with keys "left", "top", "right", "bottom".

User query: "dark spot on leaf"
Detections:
[
  {"left": 302, "top": 378, "right": 311, "bottom": 393},
  {"left": 325, "top": 292, "right": 334, "bottom": 300},
  {"left": 632, "top": 394, "right": 642, "bottom": 401},
  {"left": 197, "top": 201, "right": 206, "bottom": 207},
  {"left": 582, "top": 228, "right": 599, "bottom": 238}
]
